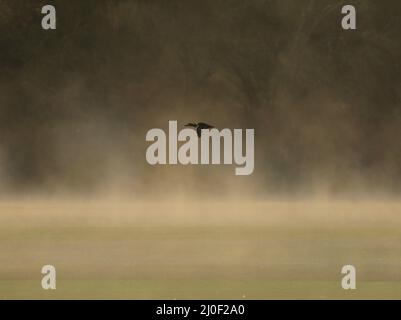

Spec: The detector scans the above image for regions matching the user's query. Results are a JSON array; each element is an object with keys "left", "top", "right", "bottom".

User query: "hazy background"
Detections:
[
  {"left": 0, "top": 0, "right": 400, "bottom": 198},
  {"left": 1, "top": 1, "right": 401, "bottom": 300}
]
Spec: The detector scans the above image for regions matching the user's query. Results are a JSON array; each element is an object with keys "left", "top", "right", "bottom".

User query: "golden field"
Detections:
[{"left": 0, "top": 199, "right": 400, "bottom": 299}]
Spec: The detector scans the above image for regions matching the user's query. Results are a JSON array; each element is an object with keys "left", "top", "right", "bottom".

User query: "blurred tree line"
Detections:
[{"left": 0, "top": 0, "right": 400, "bottom": 195}]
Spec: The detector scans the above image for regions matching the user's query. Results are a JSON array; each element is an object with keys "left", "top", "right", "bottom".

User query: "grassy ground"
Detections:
[{"left": 0, "top": 200, "right": 400, "bottom": 299}]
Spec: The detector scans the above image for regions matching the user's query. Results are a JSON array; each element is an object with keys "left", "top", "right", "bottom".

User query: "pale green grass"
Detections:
[
  {"left": 2, "top": 280, "right": 401, "bottom": 300},
  {"left": 0, "top": 200, "right": 400, "bottom": 299}
]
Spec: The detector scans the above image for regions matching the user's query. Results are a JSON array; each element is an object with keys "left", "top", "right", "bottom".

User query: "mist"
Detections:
[
  {"left": 1, "top": 0, "right": 400, "bottom": 198},
  {"left": 2, "top": 1, "right": 401, "bottom": 300}
]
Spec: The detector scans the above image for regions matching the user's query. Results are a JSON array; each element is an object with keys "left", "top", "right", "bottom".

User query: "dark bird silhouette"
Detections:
[{"left": 185, "top": 122, "right": 215, "bottom": 138}]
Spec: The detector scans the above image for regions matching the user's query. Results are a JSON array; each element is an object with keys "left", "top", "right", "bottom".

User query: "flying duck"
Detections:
[{"left": 185, "top": 122, "right": 215, "bottom": 138}]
